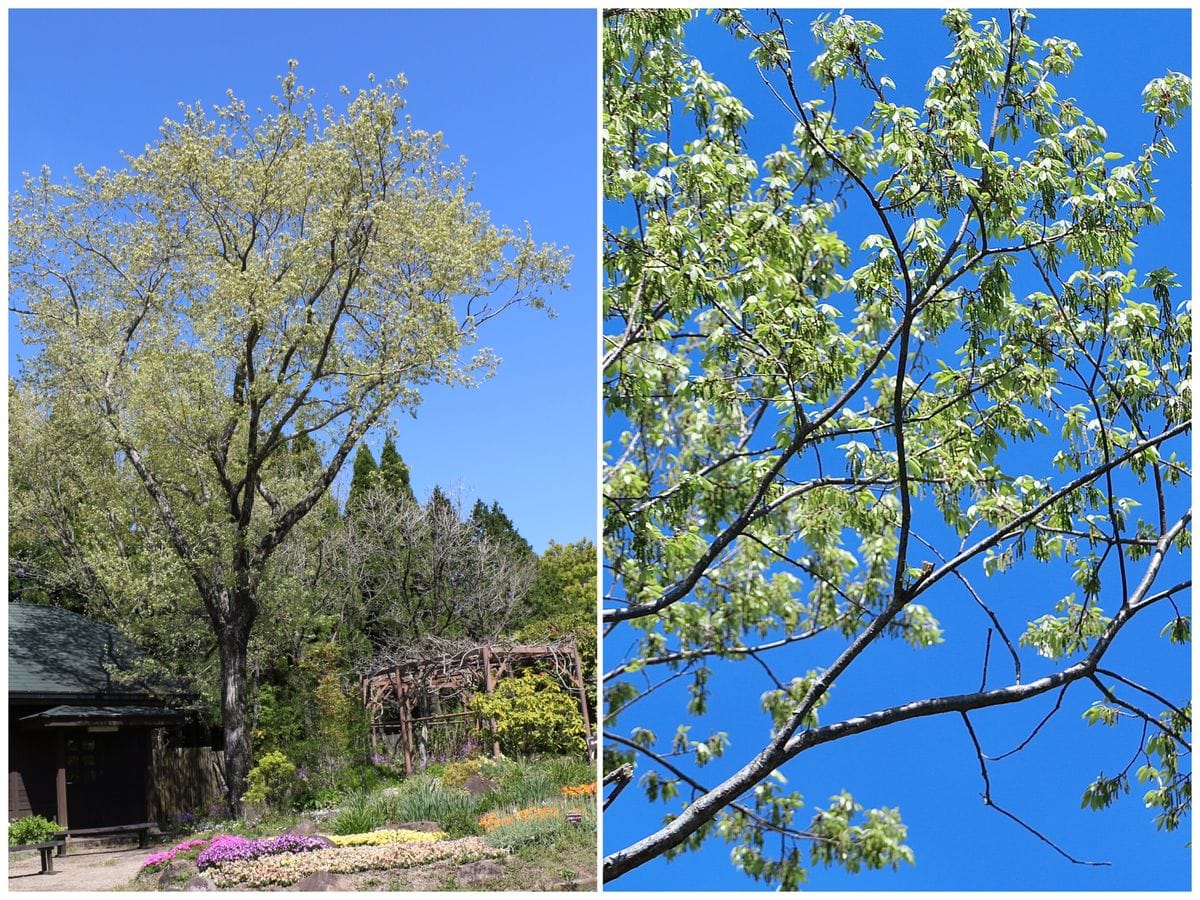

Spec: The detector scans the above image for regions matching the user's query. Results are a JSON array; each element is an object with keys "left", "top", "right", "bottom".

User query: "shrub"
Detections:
[
  {"left": 440, "top": 756, "right": 489, "bottom": 791},
  {"left": 295, "top": 785, "right": 344, "bottom": 812},
  {"left": 242, "top": 750, "right": 298, "bottom": 809},
  {"left": 472, "top": 672, "right": 586, "bottom": 756},
  {"left": 8, "top": 814, "right": 59, "bottom": 846}
]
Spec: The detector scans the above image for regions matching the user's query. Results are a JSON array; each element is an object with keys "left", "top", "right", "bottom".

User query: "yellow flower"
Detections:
[{"left": 328, "top": 829, "right": 447, "bottom": 846}]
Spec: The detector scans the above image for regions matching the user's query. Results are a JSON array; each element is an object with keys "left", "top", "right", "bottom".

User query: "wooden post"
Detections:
[
  {"left": 569, "top": 644, "right": 595, "bottom": 761},
  {"left": 54, "top": 732, "right": 68, "bottom": 830},
  {"left": 482, "top": 648, "right": 501, "bottom": 760},
  {"left": 398, "top": 679, "right": 414, "bottom": 776},
  {"left": 361, "top": 677, "right": 374, "bottom": 750},
  {"left": 145, "top": 729, "right": 157, "bottom": 823}
]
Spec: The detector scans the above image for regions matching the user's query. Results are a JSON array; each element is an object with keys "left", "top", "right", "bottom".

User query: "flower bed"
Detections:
[
  {"left": 141, "top": 838, "right": 209, "bottom": 871},
  {"left": 561, "top": 782, "right": 597, "bottom": 797},
  {"left": 206, "top": 837, "right": 505, "bottom": 889},
  {"left": 329, "top": 828, "right": 448, "bottom": 846},
  {"left": 196, "top": 833, "right": 328, "bottom": 869},
  {"left": 479, "top": 804, "right": 581, "bottom": 832}
]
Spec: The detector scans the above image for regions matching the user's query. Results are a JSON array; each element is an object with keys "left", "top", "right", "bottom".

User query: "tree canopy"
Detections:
[
  {"left": 603, "top": 8, "right": 1190, "bottom": 889},
  {"left": 9, "top": 62, "right": 570, "bottom": 811}
]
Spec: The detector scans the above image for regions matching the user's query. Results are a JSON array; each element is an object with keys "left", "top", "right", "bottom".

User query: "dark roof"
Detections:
[
  {"left": 8, "top": 603, "right": 180, "bottom": 702},
  {"left": 19, "top": 704, "right": 186, "bottom": 726}
]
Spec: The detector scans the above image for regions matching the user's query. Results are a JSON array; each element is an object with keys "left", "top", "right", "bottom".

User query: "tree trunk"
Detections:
[{"left": 215, "top": 593, "right": 257, "bottom": 818}]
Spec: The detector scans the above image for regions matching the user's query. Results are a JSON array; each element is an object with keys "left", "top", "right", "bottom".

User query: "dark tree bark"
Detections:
[{"left": 212, "top": 590, "right": 258, "bottom": 815}]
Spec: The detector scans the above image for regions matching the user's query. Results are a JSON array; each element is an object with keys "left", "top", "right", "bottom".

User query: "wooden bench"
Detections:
[
  {"left": 54, "top": 822, "right": 157, "bottom": 856},
  {"left": 9, "top": 840, "right": 66, "bottom": 874}
]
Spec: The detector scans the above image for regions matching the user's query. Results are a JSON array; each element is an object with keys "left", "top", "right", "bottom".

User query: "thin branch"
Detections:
[
  {"left": 961, "top": 712, "right": 1110, "bottom": 867},
  {"left": 988, "top": 686, "right": 1070, "bottom": 761},
  {"left": 1095, "top": 667, "right": 1190, "bottom": 721}
]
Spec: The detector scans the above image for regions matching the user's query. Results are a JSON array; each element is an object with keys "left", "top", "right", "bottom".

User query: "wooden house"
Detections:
[{"left": 8, "top": 603, "right": 187, "bottom": 829}]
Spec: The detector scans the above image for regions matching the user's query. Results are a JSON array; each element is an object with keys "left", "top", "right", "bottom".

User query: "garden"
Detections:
[
  {"left": 130, "top": 754, "right": 596, "bottom": 890},
  {"left": 122, "top": 656, "right": 599, "bottom": 891}
]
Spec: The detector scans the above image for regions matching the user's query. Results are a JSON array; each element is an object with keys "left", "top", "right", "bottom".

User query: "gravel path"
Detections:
[{"left": 8, "top": 845, "right": 147, "bottom": 892}]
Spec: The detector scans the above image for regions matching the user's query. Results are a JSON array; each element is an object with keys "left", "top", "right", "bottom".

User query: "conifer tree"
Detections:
[
  {"left": 346, "top": 445, "right": 379, "bottom": 514},
  {"left": 378, "top": 435, "right": 415, "bottom": 503},
  {"left": 470, "top": 498, "right": 535, "bottom": 557}
]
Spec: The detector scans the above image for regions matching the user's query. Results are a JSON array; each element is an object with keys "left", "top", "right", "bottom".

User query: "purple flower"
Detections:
[
  {"left": 195, "top": 833, "right": 326, "bottom": 870},
  {"left": 371, "top": 753, "right": 388, "bottom": 766}
]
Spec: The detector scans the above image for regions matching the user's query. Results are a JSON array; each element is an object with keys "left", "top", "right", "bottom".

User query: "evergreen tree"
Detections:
[
  {"left": 427, "top": 485, "right": 457, "bottom": 522},
  {"left": 346, "top": 444, "right": 379, "bottom": 514},
  {"left": 469, "top": 499, "right": 534, "bottom": 557},
  {"left": 378, "top": 435, "right": 415, "bottom": 503}
]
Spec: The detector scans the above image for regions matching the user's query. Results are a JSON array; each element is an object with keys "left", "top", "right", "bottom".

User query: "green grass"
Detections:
[
  {"left": 390, "top": 776, "right": 481, "bottom": 836},
  {"left": 329, "top": 788, "right": 391, "bottom": 835},
  {"left": 537, "top": 756, "right": 595, "bottom": 788}
]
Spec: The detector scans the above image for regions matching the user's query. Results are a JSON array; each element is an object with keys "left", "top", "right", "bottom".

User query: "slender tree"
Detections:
[
  {"left": 603, "top": 9, "right": 1190, "bottom": 887},
  {"left": 9, "top": 63, "right": 569, "bottom": 811}
]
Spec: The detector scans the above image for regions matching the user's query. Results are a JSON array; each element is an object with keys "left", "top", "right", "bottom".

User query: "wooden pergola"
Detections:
[{"left": 360, "top": 643, "right": 593, "bottom": 775}]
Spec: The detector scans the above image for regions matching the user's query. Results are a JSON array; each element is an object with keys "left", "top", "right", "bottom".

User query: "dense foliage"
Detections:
[
  {"left": 7, "top": 815, "right": 60, "bottom": 846},
  {"left": 473, "top": 672, "right": 589, "bottom": 756},
  {"left": 603, "top": 8, "right": 1190, "bottom": 888}
]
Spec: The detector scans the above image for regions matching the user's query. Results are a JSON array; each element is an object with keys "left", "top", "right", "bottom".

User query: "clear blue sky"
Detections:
[
  {"left": 604, "top": 7, "right": 1191, "bottom": 892},
  {"left": 7, "top": 8, "right": 598, "bottom": 551}
]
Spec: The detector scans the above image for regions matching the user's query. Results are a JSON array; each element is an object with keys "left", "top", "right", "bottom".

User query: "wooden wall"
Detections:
[{"left": 152, "top": 744, "right": 227, "bottom": 823}]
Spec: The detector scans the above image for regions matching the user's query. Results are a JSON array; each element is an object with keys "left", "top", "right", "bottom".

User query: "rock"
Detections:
[
  {"left": 462, "top": 774, "right": 499, "bottom": 796},
  {"left": 289, "top": 871, "right": 354, "bottom": 891},
  {"left": 288, "top": 819, "right": 320, "bottom": 836},
  {"left": 455, "top": 859, "right": 505, "bottom": 886},
  {"left": 393, "top": 821, "right": 442, "bottom": 833},
  {"left": 183, "top": 875, "right": 217, "bottom": 891},
  {"left": 158, "top": 860, "right": 191, "bottom": 888}
]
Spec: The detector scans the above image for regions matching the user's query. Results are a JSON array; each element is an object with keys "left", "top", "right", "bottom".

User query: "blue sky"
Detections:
[
  {"left": 7, "top": 8, "right": 598, "bottom": 551},
  {"left": 603, "top": 7, "right": 1191, "bottom": 892}
]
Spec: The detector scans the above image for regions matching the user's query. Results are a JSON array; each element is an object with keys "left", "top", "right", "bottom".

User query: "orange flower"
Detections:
[
  {"left": 561, "top": 782, "right": 597, "bottom": 797},
  {"left": 478, "top": 804, "right": 576, "bottom": 831}
]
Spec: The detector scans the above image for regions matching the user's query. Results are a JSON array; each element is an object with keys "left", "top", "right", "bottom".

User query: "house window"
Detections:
[{"left": 66, "top": 737, "right": 99, "bottom": 784}]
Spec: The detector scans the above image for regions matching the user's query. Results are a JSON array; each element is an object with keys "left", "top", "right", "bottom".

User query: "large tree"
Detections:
[
  {"left": 603, "top": 9, "right": 1190, "bottom": 888},
  {"left": 9, "top": 63, "right": 569, "bottom": 811}
]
